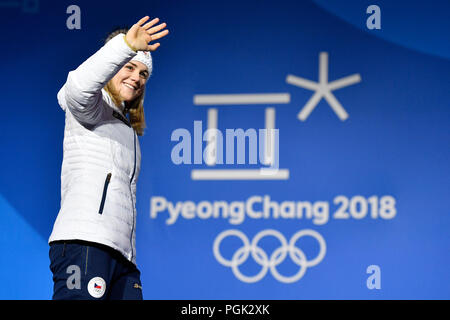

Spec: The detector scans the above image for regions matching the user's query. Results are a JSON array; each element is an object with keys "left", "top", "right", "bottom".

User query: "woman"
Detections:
[{"left": 48, "top": 16, "right": 169, "bottom": 300}]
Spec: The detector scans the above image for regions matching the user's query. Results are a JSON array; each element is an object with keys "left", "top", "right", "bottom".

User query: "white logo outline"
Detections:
[
  {"left": 213, "top": 229, "right": 326, "bottom": 283},
  {"left": 286, "top": 52, "right": 362, "bottom": 121}
]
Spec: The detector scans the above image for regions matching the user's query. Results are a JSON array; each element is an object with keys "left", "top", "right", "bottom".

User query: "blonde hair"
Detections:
[{"left": 104, "top": 27, "right": 147, "bottom": 136}]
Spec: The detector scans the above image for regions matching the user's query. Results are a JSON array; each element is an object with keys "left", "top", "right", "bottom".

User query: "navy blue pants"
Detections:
[{"left": 49, "top": 240, "right": 143, "bottom": 300}]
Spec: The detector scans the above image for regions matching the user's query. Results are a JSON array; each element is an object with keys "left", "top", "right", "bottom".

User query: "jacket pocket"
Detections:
[{"left": 98, "top": 173, "right": 112, "bottom": 214}]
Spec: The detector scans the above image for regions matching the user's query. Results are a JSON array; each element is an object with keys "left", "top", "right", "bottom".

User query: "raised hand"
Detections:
[{"left": 125, "top": 16, "right": 169, "bottom": 52}]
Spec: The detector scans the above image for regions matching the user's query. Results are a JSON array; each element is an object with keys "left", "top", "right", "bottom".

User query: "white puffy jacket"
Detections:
[{"left": 49, "top": 34, "right": 142, "bottom": 265}]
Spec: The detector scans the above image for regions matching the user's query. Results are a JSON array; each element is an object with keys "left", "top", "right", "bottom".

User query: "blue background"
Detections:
[{"left": 0, "top": 0, "right": 448, "bottom": 299}]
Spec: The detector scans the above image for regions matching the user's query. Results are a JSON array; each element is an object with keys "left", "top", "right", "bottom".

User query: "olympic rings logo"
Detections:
[{"left": 213, "top": 229, "right": 326, "bottom": 283}]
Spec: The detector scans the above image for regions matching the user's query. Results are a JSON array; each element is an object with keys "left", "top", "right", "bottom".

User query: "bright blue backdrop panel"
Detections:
[{"left": 0, "top": 0, "right": 448, "bottom": 299}]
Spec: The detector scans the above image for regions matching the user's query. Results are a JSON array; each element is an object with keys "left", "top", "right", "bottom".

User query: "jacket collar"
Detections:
[
  {"left": 112, "top": 102, "right": 131, "bottom": 127},
  {"left": 112, "top": 109, "right": 131, "bottom": 127},
  {"left": 102, "top": 89, "right": 132, "bottom": 127}
]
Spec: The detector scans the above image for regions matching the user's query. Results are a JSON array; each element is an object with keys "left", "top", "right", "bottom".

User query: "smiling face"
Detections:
[{"left": 111, "top": 61, "right": 149, "bottom": 103}]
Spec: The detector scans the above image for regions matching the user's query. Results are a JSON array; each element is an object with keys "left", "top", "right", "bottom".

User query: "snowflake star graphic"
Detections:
[{"left": 286, "top": 52, "right": 361, "bottom": 121}]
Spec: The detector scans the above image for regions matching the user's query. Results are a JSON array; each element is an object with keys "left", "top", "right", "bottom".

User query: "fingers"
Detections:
[
  {"left": 146, "top": 22, "right": 167, "bottom": 35},
  {"left": 142, "top": 17, "right": 160, "bottom": 29},
  {"left": 147, "top": 43, "right": 161, "bottom": 52},
  {"left": 136, "top": 16, "right": 150, "bottom": 26},
  {"left": 148, "top": 29, "right": 169, "bottom": 42},
  {"left": 147, "top": 23, "right": 167, "bottom": 35},
  {"left": 134, "top": 16, "right": 169, "bottom": 51}
]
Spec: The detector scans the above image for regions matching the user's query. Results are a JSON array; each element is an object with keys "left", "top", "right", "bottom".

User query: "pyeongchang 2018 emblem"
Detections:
[{"left": 213, "top": 229, "right": 326, "bottom": 283}]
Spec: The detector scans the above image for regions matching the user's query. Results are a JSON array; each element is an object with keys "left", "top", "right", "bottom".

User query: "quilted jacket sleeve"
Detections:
[{"left": 57, "top": 34, "right": 138, "bottom": 125}]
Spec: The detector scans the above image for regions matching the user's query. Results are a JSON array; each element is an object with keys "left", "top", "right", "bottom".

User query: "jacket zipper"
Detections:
[
  {"left": 98, "top": 173, "right": 112, "bottom": 214},
  {"left": 129, "top": 131, "right": 137, "bottom": 260}
]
